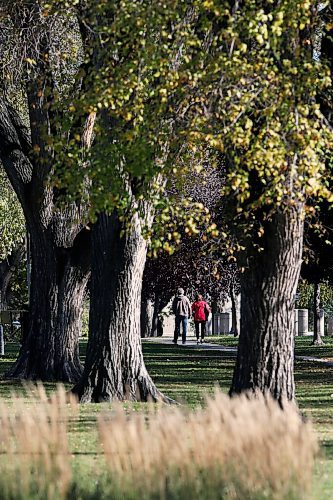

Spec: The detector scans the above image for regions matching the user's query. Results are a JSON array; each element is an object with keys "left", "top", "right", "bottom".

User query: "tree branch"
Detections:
[{"left": 0, "top": 98, "right": 33, "bottom": 206}]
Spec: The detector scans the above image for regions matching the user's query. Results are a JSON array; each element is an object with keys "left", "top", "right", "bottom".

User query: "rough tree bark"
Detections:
[
  {"left": 6, "top": 229, "right": 90, "bottom": 381},
  {"left": 312, "top": 282, "right": 323, "bottom": 345},
  {"left": 140, "top": 290, "right": 155, "bottom": 338},
  {"left": 73, "top": 212, "right": 170, "bottom": 402},
  {"left": 230, "top": 206, "right": 304, "bottom": 404},
  {"left": 0, "top": 243, "right": 25, "bottom": 311},
  {"left": 141, "top": 294, "right": 166, "bottom": 337},
  {"left": 0, "top": 1, "right": 100, "bottom": 381},
  {"left": 151, "top": 296, "right": 162, "bottom": 337}
]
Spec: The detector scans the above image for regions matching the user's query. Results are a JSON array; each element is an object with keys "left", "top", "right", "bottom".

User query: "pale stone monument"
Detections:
[
  {"left": 213, "top": 312, "right": 231, "bottom": 334},
  {"left": 297, "top": 309, "right": 309, "bottom": 336}
]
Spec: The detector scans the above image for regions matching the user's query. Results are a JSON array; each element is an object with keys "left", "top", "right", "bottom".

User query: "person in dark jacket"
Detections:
[
  {"left": 172, "top": 288, "right": 192, "bottom": 345},
  {"left": 192, "top": 294, "right": 210, "bottom": 344}
]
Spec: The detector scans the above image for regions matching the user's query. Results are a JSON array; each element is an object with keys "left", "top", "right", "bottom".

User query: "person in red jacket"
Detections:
[{"left": 192, "top": 294, "right": 210, "bottom": 344}]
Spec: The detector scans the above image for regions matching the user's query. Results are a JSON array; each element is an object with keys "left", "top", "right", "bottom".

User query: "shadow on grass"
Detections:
[
  {"left": 321, "top": 440, "right": 333, "bottom": 460},
  {"left": 0, "top": 340, "right": 234, "bottom": 406},
  {"left": 2, "top": 338, "right": 333, "bottom": 416}
]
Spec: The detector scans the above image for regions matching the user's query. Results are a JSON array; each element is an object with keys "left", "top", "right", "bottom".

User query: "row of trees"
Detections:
[{"left": 0, "top": 0, "right": 332, "bottom": 405}]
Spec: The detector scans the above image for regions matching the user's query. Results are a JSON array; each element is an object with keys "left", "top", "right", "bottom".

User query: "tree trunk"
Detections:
[
  {"left": 0, "top": 243, "right": 25, "bottom": 311},
  {"left": 73, "top": 212, "right": 170, "bottom": 403},
  {"left": 149, "top": 296, "right": 162, "bottom": 338},
  {"left": 6, "top": 228, "right": 90, "bottom": 382},
  {"left": 0, "top": 262, "right": 11, "bottom": 311},
  {"left": 140, "top": 295, "right": 154, "bottom": 338},
  {"left": 312, "top": 282, "right": 323, "bottom": 345},
  {"left": 229, "top": 282, "right": 239, "bottom": 337},
  {"left": 140, "top": 294, "right": 165, "bottom": 338},
  {"left": 151, "top": 296, "right": 163, "bottom": 337},
  {"left": 230, "top": 207, "right": 304, "bottom": 404},
  {"left": 0, "top": 97, "right": 92, "bottom": 383}
]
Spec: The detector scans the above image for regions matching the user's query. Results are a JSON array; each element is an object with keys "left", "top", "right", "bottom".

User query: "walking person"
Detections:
[
  {"left": 192, "top": 294, "right": 210, "bottom": 344},
  {"left": 172, "top": 288, "right": 192, "bottom": 345}
]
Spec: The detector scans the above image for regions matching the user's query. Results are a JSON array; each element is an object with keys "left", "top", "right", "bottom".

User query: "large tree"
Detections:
[
  {"left": 0, "top": 3, "right": 91, "bottom": 382},
  {"left": 222, "top": 2, "right": 332, "bottom": 403},
  {"left": 176, "top": 0, "right": 332, "bottom": 403},
  {"left": 0, "top": 0, "right": 195, "bottom": 397},
  {"left": 45, "top": 0, "right": 198, "bottom": 402}
]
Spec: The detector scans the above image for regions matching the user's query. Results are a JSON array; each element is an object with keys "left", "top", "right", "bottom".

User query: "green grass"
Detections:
[
  {"left": 209, "top": 334, "right": 333, "bottom": 359},
  {"left": 1, "top": 337, "right": 333, "bottom": 498}
]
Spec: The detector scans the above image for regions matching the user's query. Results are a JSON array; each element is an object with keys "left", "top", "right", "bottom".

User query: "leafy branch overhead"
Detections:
[{"left": 32, "top": 1, "right": 332, "bottom": 221}]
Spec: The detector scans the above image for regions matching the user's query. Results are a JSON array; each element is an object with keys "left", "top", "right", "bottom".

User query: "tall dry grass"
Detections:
[
  {"left": 0, "top": 385, "right": 318, "bottom": 499},
  {"left": 0, "top": 384, "right": 75, "bottom": 500},
  {"left": 99, "top": 390, "right": 318, "bottom": 500}
]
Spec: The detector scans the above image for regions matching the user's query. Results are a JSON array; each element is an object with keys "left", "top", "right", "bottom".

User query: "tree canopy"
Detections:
[{"left": 37, "top": 1, "right": 332, "bottom": 219}]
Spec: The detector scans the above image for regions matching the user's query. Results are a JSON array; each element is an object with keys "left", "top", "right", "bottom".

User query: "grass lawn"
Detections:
[{"left": 1, "top": 336, "right": 333, "bottom": 498}]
